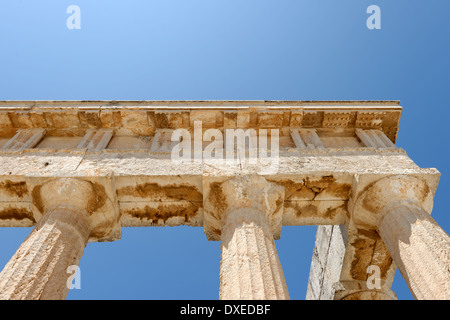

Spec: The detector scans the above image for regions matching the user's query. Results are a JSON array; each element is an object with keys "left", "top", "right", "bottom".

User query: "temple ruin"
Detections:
[{"left": 0, "top": 100, "right": 448, "bottom": 300}]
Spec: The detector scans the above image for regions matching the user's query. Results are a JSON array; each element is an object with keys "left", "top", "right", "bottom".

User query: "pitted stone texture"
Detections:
[
  {"left": 219, "top": 207, "right": 289, "bottom": 300},
  {"left": 0, "top": 207, "right": 89, "bottom": 300},
  {"left": 0, "top": 101, "right": 445, "bottom": 301},
  {"left": 203, "top": 175, "right": 285, "bottom": 241},
  {"left": 31, "top": 178, "right": 120, "bottom": 241},
  {"left": 353, "top": 175, "right": 434, "bottom": 230},
  {"left": 33, "top": 178, "right": 96, "bottom": 217},
  {"left": 1, "top": 129, "right": 46, "bottom": 150},
  {"left": 306, "top": 225, "right": 347, "bottom": 300},
  {"left": 353, "top": 175, "right": 450, "bottom": 300},
  {"left": 333, "top": 223, "right": 397, "bottom": 300},
  {"left": 217, "top": 176, "right": 289, "bottom": 300},
  {"left": 0, "top": 177, "right": 118, "bottom": 300},
  {"left": 220, "top": 175, "right": 284, "bottom": 231},
  {"left": 379, "top": 203, "right": 450, "bottom": 300},
  {"left": 305, "top": 223, "right": 397, "bottom": 300}
]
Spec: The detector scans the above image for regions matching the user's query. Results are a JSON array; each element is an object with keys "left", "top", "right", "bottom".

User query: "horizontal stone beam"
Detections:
[
  {"left": 0, "top": 103, "right": 402, "bottom": 143},
  {"left": 0, "top": 149, "right": 437, "bottom": 177},
  {"left": 0, "top": 151, "right": 440, "bottom": 231}
]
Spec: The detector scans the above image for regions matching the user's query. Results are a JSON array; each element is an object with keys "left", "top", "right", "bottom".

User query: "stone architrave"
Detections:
[{"left": 0, "top": 101, "right": 446, "bottom": 300}]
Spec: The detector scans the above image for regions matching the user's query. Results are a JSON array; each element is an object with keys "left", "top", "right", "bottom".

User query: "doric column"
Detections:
[
  {"left": 306, "top": 225, "right": 348, "bottom": 300},
  {"left": 0, "top": 178, "right": 116, "bottom": 300},
  {"left": 353, "top": 175, "right": 450, "bottom": 300},
  {"left": 332, "top": 222, "right": 398, "bottom": 300},
  {"left": 208, "top": 175, "right": 289, "bottom": 300}
]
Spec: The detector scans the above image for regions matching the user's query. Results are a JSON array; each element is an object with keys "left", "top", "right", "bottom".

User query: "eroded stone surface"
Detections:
[
  {"left": 215, "top": 176, "right": 289, "bottom": 300},
  {"left": 379, "top": 203, "right": 450, "bottom": 300},
  {"left": 0, "top": 101, "right": 446, "bottom": 300},
  {"left": 306, "top": 225, "right": 347, "bottom": 300},
  {"left": 352, "top": 176, "right": 449, "bottom": 300},
  {"left": 30, "top": 178, "right": 120, "bottom": 242},
  {"left": 0, "top": 204, "right": 90, "bottom": 300}
]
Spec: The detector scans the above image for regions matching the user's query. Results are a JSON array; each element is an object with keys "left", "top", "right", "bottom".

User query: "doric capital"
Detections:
[
  {"left": 31, "top": 178, "right": 120, "bottom": 242},
  {"left": 203, "top": 175, "right": 285, "bottom": 241},
  {"left": 352, "top": 175, "right": 434, "bottom": 229},
  {"left": 33, "top": 178, "right": 96, "bottom": 215},
  {"left": 220, "top": 175, "right": 284, "bottom": 220}
]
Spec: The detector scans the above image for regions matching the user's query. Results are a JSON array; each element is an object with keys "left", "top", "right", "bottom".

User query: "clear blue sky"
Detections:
[{"left": 0, "top": 1, "right": 449, "bottom": 300}]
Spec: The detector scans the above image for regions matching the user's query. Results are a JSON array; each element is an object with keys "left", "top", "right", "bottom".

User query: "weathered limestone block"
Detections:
[
  {"left": 208, "top": 175, "right": 289, "bottom": 300},
  {"left": 290, "top": 129, "right": 324, "bottom": 150},
  {"left": 0, "top": 101, "right": 444, "bottom": 301},
  {"left": 150, "top": 129, "right": 175, "bottom": 152},
  {"left": 355, "top": 128, "right": 378, "bottom": 148},
  {"left": 306, "top": 225, "right": 347, "bottom": 300},
  {"left": 333, "top": 222, "right": 397, "bottom": 300},
  {"left": 1, "top": 128, "right": 46, "bottom": 150},
  {"left": 355, "top": 129, "right": 395, "bottom": 149},
  {"left": 353, "top": 175, "right": 450, "bottom": 300},
  {"left": 77, "top": 129, "right": 114, "bottom": 151}
]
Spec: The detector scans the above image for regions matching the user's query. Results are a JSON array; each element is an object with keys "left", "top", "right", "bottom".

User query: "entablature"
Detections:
[{"left": 0, "top": 101, "right": 439, "bottom": 243}]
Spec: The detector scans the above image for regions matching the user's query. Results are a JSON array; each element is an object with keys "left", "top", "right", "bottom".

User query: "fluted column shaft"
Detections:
[
  {"left": 0, "top": 178, "right": 115, "bottom": 300},
  {"left": 210, "top": 175, "right": 289, "bottom": 300},
  {"left": 378, "top": 202, "right": 450, "bottom": 300},
  {"left": 220, "top": 207, "right": 289, "bottom": 300},
  {"left": 0, "top": 206, "right": 90, "bottom": 300},
  {"left": 353, "top": 176, "right": 449, "bottom": 300}
]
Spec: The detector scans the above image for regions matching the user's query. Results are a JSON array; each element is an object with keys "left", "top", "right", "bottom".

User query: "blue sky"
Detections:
[{"left": 0, "top": 1, "right": 449, "bottom": 300}]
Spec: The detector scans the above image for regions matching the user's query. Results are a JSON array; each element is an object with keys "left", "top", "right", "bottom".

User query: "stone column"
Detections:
[
  {"left": 216, "top": 175, "right": 289, "bottom": 300},
  {"left": 0, "top": 179, "right": 97, "bottom": 300},
  {"left": 331, "top": 219, "right": 398, "bottom": 300},
  {"left": 353, "top": 176, "right": 450, "bottom": 300}
]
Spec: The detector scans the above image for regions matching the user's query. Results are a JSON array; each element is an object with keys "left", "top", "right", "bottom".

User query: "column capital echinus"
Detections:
[
  {"left": 351, "top": 175, "right": 434, "bottom": 230},
  {"left": 31, "top": 177, "right": 120, "bottom": 242},
  {"left": 351, "top": 175, "right": 450, "bottom": 300},
  {"left": 0, "top": 177, "right": 120, "bottom": 300},
  {"left": 203, "top": 175, "right": 285, "bottom": 241},
  {"left": 203, "top": 175, "right": 289, "bottom": 300}
]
